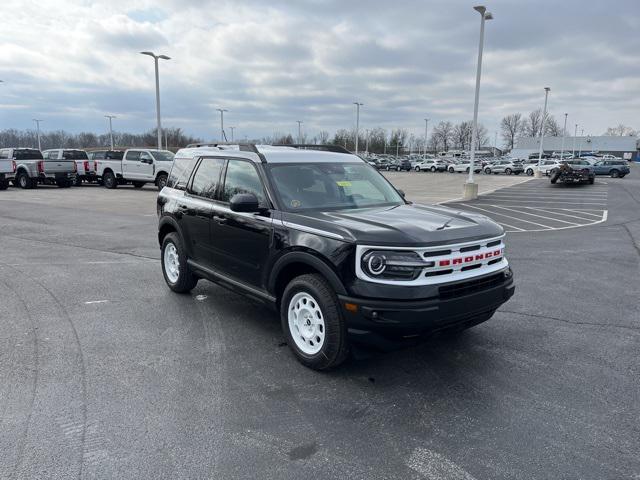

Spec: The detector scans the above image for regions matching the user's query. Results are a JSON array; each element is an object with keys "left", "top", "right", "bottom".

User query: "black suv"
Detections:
[{"left": 157, "top": 144, "right": 515, "bottom": 369}]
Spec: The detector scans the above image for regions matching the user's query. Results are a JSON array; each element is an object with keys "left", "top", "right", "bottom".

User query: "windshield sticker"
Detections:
[
  {"left": 336, "top": 181, "right": 352, "bottom": 187},
  {"left": 290, "top": 200, "right": 301, "bottom": 208}
]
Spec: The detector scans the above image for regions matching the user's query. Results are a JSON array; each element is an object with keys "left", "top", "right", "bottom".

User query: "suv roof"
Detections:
[{"left": 175, "top": 144, "right": 362, "bottom": 165}]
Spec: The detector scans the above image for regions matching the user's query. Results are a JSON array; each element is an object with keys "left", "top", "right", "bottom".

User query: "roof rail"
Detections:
[
  {"left": 272, "top": 144, "right": 352, "bottom": 154},
  {"left": 185, "top": 142, "right": 260, "bottom": 154}
]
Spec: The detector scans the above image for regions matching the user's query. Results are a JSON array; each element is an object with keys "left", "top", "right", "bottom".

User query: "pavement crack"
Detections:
[
  {"left": 500, "top": 309, "right": 640, "bottom": 333},
  {"left": 621, "top": 223, "right": 640, "bottom": 258}
]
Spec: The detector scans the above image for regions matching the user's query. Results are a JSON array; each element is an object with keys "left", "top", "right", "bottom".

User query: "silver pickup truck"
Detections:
[
  {"left": 0, "top": 149, "right": 17, "bottom": 190},
  {"left": 0, "top": 148, "right": 76, "bottom": 188},
  {"left": 43, "top": 149, "right": 95, "bottom": 186},
  {"left": 95, "top": 148, "right": 174, "bottom": 190}
]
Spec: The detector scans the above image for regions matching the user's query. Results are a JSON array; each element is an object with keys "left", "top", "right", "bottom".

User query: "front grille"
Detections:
[{"left": 439, "top": 273, "right": 504, "bottom": 300}]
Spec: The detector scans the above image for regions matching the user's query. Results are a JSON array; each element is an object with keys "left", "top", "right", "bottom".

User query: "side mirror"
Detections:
[
  {"left": 230, "top": 193, "right": 260, "bottom": 213},
  {"left": 397, "top": 189, "right": 406, "bottom": 198}
]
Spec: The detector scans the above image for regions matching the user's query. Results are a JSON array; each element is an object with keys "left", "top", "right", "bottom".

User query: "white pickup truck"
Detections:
[
  {"left": 0, "top": 150, "right": 17, "bottom": 189},
  {"left": 95, "top": 148, "right": 175, "bottom": 190}
]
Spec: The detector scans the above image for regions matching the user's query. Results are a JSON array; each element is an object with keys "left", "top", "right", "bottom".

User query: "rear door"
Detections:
[{"left": 209, "top": 159, "right": 273, "bottom": 288}]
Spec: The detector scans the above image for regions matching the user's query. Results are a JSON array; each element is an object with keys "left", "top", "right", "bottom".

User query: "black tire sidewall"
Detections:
[
  {"left": 156, "top": 174, "right": 168, "bottom": 190},
  {"left": 18, "top": 173, "right": 29, "bottom": 189},
  {"left": 280, "top": 274, "right": 348, "bottom": 370},
  {"left": 104, "top": 172, "right": 116, "bottom": 189}
]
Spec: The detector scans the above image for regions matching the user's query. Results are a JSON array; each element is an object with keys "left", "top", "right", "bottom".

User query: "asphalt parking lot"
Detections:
[{"left": 1, "top": 173, "right": 639, "bottom": 479}]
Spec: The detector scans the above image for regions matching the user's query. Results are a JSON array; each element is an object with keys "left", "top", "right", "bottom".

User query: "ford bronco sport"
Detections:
[{"left": 157, "top": 144, "right": 515, "bottom": 370}]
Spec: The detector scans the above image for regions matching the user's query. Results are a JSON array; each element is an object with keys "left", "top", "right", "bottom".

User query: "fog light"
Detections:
[{"left": 504, "top": 268, "right": 513, "bottom": 279}]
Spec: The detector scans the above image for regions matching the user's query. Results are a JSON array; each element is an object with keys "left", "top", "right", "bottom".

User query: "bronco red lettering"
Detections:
[{"left": 439, "top": 260, "right": 450, "bottom": 267}]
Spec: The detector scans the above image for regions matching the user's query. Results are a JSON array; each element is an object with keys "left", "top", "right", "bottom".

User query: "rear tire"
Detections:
[
  {"left": 281, "top": 274, "right": 349, "bottom": 370},
  {"left": 0, "top": 179, "right": 9, "bottom": 190},
  {"left": 588, "top": 177, "right": 595, "bottom": 185},
  {"left": 161, "top": 232, "right": 198, "bottom": 293},
  {"left": 414, "top": 166, "right": 421, "bottom": 172},
  {"left": 430, "top": 166, "right": 436, "bottom": 172},
  {"left": 396, "top": 166, "right": 401, "bottom": 172},
  {"left": 448, "top": 167, "right": 455, "bottom": 173},
  {"left": 103, "top": 171, "right": 117, "bottom": 189},
  {"left": 526, "top": 168, "right": 534, "bottom": 176},
  {"left": 550, "top": 170, "right": 559, "bottom": 184},
  {"left": 505, "top": 168, "right": 512, "bottom": 175},
  {"left": 610, "top": 169, "right": 620, "bottom": 178},
  {"left": 484, "top": 167, "right": 491, "bottom": 174},
  {"left": 17, "top": 171, "right": 35, "bottom": 189},
  {"left": 74, "top": 176, "right": 83, "bottom": 187}
]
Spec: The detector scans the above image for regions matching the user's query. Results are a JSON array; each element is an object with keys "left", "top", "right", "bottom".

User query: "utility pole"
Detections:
[
  {"left": 365, "top": 129, "right": 370, "bottom": 155},
  {"left": 296, "top": 120, "right": 303, "bottom": 144},
  {"left": 578, "top": 128, "right": 584, "bottom": 157},
  {"left": 230, "top": 126, "right": 235, "bottom": 142},
  {"left": 353, "top": 102, "right": 363, "bottom": 155},
  {"left": 33, "top": 119, "right": 43, "bottom": 150},
  {"left": 217, "top": 108, "right": 228, "bottom": 141},
  {"left": 573, "top": 124, "right": 578, "bottom": 157},
  {"left": 559, "top": 113, "right": 568, "bottom": 160},
  {"left": 464, "top": 5, "right": 493, "bottom": 200},
  {"left": 104, "top": 115, "right": 116, "bottom": 150},
  {"left": 424, "top": 118, "right": 429, "bottom": 158},
  {"left": 494, "top": 131, "right": 498, "bottom": 157},
  {"left": 534, "top": 87, "right": 551, "bottom": 178},
  {"left": 140, "top": 51, "right": 170, "bottom": 150}
]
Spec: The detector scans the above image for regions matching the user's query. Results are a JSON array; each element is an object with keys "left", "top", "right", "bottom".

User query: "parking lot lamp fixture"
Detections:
[
  {"left": 217, "top": 108, "right": 228, "bottom": 141},
  {"left": 424, "top": 118, "right": 429, "bottom": 159},
  {"left": 534, "top": 87, "right": 551, "bottom": 178},
  {"left": 105, "top": 115, "right": 116, "bottom": 150},
  {"left": 33, "top": 119, "right": 42, "bottom": 150},
  {"left": 353, "top": 102, "right": 363, "bottom": 155},
  {"left": 464, "top": 6, "right": 492, "bottom": 200},
  {"left": 559, "top": 113, "right": 568, "bottom": 161},
  {"left": 573, "top": 123, "right": 578, "bottom": 156},
  {"left": 297, "top": 120, "right": 303, "bottom": 144},
  {"left": 140, "top": 52, "right": 170, "bottom": 150}
]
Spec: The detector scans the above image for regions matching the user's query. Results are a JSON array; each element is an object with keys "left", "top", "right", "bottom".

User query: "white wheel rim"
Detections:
[
  {"left": 164, "top": 243, "right": 180, "bottom": 283},
  {"left": 288, "top": 292, "right": 325, "bottom": 355}
]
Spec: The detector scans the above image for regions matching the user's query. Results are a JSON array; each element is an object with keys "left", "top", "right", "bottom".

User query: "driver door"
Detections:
[{"left": 139, "top": 151, "right": 155, "bottom": 180}]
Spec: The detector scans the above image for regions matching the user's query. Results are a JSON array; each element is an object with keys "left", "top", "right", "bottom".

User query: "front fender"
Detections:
[{"left": 268, "top": 250, "right": 348, "bottom": 296}]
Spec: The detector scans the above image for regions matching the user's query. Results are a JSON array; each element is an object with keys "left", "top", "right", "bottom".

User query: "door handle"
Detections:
[{"left": 213, "top": 215, "right": 227, "bottom": 225}]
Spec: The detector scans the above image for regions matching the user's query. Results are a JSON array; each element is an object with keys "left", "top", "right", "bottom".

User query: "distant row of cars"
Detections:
[{"left": 0, "top": 147, "right": 175, "bottom": 190}]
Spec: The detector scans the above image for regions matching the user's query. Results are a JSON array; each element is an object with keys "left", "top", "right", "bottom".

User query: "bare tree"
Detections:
[
  {"left": 525, "top": 109, "right": 544, "bottom": 138},
  {"left": 500, "top": 113, "right": 524, "bottom": 149},
  {"left": 604, "top": 124, "right": 637, "bottom": 136},
  {"left": 431, "top": 121, "right": 454, "bottom": 152},
  {"left": 475, "top": 124, "right": 489, "bottom": 149},
  {"left": 453, "top": 121, "right": 473, "bottom": 150},
  {"left": 544, "top": 115, "right": 562, "bottom": 136}
]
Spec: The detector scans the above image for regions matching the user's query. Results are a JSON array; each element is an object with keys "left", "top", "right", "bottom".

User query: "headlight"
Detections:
[{"left": 361, "top": 250, "right": 433, "bottom": 280}]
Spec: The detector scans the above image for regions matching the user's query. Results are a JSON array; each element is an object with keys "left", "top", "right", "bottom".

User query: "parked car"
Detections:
[
  {"left": 592, "top": 160, "right": 630, "bottom": 178},
  {"left": 157, "top": 144, "right": 514, "bottom": 370},
  {"left": 374, "top": 159, "right": 391, "bottom": 170},
  {"left": 96, "top": 148, "right": 175, "bottom": 190},
  {"left": 550, "top": 161, "right": 595, "bottom": 185},
  {"left": 600, "top": 154, "right": 623, "bottom": 161},
  {"left": 0, "top": 149, "right": 17, "bottom": 189},
  {"left": 448, "top": 160, "right": 482, "bottom": 173},
  {"left": 386, "top": 158, "right": 412, "bottom": 171},
  {"left": 414, "top": 159, "right": 447, "bottom": 172},
  {"left": 88, "top": 150, "right": 125, "bottom": 183},
  {"left": 529, "top": 152, "right": 552, "bottom": 160},
  {"left": 483, "top": 160, "right": 524, "bottom": 175},
  {"left": 1, "top": 147, "right": 76, "bottom": 188},
  {"left": 43, "top": 149, "right": 95, "bottom": 186}
]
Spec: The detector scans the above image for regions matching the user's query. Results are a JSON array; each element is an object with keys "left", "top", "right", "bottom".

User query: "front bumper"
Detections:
[{"left": 339, "top": 269, "right": 515, "bottom": 348}]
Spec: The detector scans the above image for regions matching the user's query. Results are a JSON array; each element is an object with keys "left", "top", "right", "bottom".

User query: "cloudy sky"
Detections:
[{"left": 1, "top": 0, "right": 639, "bottom": 144}]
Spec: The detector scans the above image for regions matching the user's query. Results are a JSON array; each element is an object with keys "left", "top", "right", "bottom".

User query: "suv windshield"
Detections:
[
  {"left": 268, "top": 162, "right": 404, "bottom": 211},
  {"left": 151, "top": 151, "right": 175, "bottom": 162}
]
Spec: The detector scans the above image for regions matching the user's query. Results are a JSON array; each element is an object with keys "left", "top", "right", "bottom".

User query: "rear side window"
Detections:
[
  {"left": 63, "top": 150, "right": 88, "bottom": 160},
  {"left": 167, "top": 156, "right": 198, "bottom": 190},
  {"left": 0, "top": 150, "right": 8, "bottom": 159},
  {"left": 15, "top": 149, "right": 43, "bottom": 160},
  {"left": 221, "top": 160, "right": 266, "bottom": 205},
  {"left": 92, "top": 151, "right": 106, "bottom": 160},
  {"left": 126, "top": 151, "right": 140, "bottom": 161},
  {"left": 106, "top": 151, "right": 124, "bottom": 160},
  {"left": 188, "top": 158, "right": 225, "bottom": 199}
]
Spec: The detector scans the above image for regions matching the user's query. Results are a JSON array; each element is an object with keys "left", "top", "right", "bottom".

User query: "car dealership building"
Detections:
[{"left": 512, "top": 135, "right": 640, "bottom": 161}]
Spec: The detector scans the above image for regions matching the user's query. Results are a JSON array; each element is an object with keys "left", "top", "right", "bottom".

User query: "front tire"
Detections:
[
  {"left": 448, "top": 167, "right": 455, "bottom": 173},
  {"left": 414, "top": 166, "right": 421, "bottom": 172},
  {"left": 505, "top": 168, "right": 512, "bottom": 175},
  {"left": 610, "top": 169, "right": 620, "bottom": 178},
  {"left": 526, "top": 168, "right": 534, "bottom": 176},
  {"left": 281, "top": 274, "right": 349, "bottom": 370},
  {"left": 430, "top": 166, "right": 436, "bottom": 172},
  {"left": 484, "top": 167, "right": 491, "bottom": 174},
  {"left": 161, "top": 232, "right": 198, "bottom": 293},
  {"left": 395, "top": 166, "right": 401, "bottom": 172}
]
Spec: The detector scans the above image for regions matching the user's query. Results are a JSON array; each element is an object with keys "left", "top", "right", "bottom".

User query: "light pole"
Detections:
[
  {"left": 365, "top": 129, "right": 370, "bottom": 155},
  {"left": 559, "top": 113, "right": 568, "bottom": 161},
  {"left": 353, "top": 102, "right": 363, "bottom": 155},
  {"left": 534, "top": 87, "right": 551, "bottom": 178},
  {"left": 578, "top": 128, "right": 584, "bottom": 157},
  {"left": 140, "top": 51, "right": 170, "bottom": 150},
  {"left": 494, "top": 131, "right": 498, "bottom": 157},
  {"left": 572, "top": 124, "right": 578, "bottom": 157},
  {"left": 230, "top": 126, "right": 235, "bottom": 142},
  {"left": 33, "top": 119, "right": 43, "bottom": 150},
  {"left": 464, "top": 5, "right": 493, "bottom": 200},
  {"left": 296, "top": 120, "right": 303, "bottom": 144},
  {"left": 217, "top": 108, "right": 228, "bottom": 141},
  {"left": 105, "top": 115, "right": 116, "bottom": 150},
  {"left": 424, "top": 118, "right": 429, "bottom": 158}
]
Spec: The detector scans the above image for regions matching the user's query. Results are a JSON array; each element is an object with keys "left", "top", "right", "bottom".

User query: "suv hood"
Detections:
[{"left": 282, "top": 203, "right": 504, "bottom": 246}]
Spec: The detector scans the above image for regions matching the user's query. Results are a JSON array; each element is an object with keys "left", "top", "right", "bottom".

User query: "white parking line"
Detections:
[
  {"left": 84, "top": 300, "right": 109, "bottom": 305},
  {"left": 494, "top": 221, "right": 526, "bottom": 232},
  {"left": 489, "top": 205, "right": 581, "bottom": 225},
  {"left": 522, "top": 207, "right": 603, "bottom": 221},
  {"left": 459, "top": 203, "right": 553, "bottom": 229},
  {"left": 567, "top": 209, "right": 605, "bottom": 218},
  {"left": 474, "top": 199, "right": 607, "bottom": 205}
]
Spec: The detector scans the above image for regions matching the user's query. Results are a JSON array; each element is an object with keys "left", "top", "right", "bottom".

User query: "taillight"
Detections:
[
  {"left": 84, "top": 161, "right": 90, "bottom": 172},
  {"left": 12, "top": 161, "right": 16, "bottom": 173},
  {"left": 37, "top": 160, "right": 45, "bottom": 174}
]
